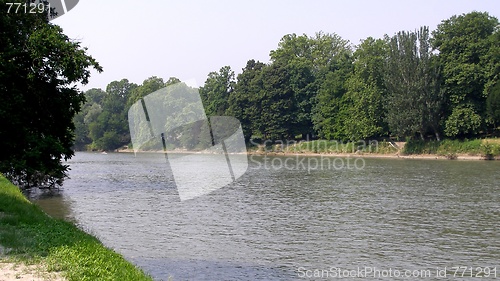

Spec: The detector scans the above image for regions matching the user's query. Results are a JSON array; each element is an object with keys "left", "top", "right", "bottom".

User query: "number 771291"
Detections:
[
  {"left": 451, "top": 267, "right": 497, "bottom": 278},
  {"left": 6, "top": 2, "right": 50, "bottom": 14}
]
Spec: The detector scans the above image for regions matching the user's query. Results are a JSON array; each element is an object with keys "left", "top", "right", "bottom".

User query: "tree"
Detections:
[
  {"left": 0, "top": 2, "right": 102, "bottom": 188},
  {"left": 443, "top": 105, "right": 482, "bottom": 137},
  {"left": 127, "top": 76, "right": 166, "bottom": 108},
  {"left": 484, "top": 24, "right": 500, "bottom": 131},
  {"left": 73, "top": 88, "right": 106, "bottom": 150},
  {"left": 343, "top": 37, "right": 389, "bottom": 140},
  {"left": 165, "top": 77, "right": 181, "bottom": 86},
  {"left": 227, "top": 60, "right": 266, "bottom": 141},
  {"left": 432, "top": 11, "right": 499, "bottom": 137},
  {"left": 312, "top": 50, "right": 353, "bottom": 140},
  {"left": 199, "top": 66, "right": 235, "bottom": 117},
  {"left": 75, "top": 77, "right": 184, "bottom": 152},
  {"left": 228, "top": 61, "right": 301, "bottom": 141},
  {"left": 85, "top": 87, "right": 106, "bottom": 104},
  {"left": 384, "top": 27, "right": 443, "bottom": 140},
  {"left": 270, "top": 32, "right": 352, "bottom": 139},
  {"left": 287, "top": 58, "right": 316, "bottom": 138},
  {"left": 270, "top": 32, "right": 351, "bottom": 74},
  {"left": 87, "top": 79, "right": 137, "bottom": 150},
  {"left": 486, "top": 80, "right": 500, "bottom": 129},
  {"left": 258, "top": 62, "right": 295, "bottom": 140}
]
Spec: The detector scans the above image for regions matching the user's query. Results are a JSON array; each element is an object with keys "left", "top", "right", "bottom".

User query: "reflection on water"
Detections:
[
  {"left": 25, "top": 189, "right": 74, "bottom": 221},
  {"left": 32, "top": 152, "right": 500, "bottom": 280}
]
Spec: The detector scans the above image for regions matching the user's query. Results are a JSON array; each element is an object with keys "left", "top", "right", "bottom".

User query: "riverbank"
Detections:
[
  {"left": 247, "top": 138, "right": 500, "bottom": 160},
  {"left": 116, "top": 138, "right": 500, "bottom": 161},
  {"left": 0, "top": 260, "right": 65, "bottom": 281},
  {"left": 0, "top": 175, "right": 153, "bottom": 281},
  {"left": 249, "top": 151, "right": 493, "bottom": 160}
]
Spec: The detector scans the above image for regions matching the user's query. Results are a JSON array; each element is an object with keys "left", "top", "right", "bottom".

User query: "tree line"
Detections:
[
  {"left": 2, "top": 9, "right": 498, "bottom": 188},
  {"left": 75, "top": 11, "right": 500, "bottom": 152}
]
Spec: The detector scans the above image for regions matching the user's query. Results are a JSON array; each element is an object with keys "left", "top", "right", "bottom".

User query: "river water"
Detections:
[{"left": 30, "top": 152, "right": 500, "bottom": 280}]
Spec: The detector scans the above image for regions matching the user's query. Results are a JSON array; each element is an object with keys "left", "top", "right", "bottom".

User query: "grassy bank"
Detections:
[
  {"left": 0, "top": 175, "right": 153, "bottom": 281},
  {"left": 403, "top": 138, "right": 500, "bottom": 159},
  {"left": 247, "top": 138, "right": 500, "bottom": 160}
]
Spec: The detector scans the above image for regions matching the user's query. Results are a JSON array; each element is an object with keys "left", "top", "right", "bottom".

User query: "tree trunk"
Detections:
[{"left": 435, "top": 131, "right": 441, "bottom": 141}]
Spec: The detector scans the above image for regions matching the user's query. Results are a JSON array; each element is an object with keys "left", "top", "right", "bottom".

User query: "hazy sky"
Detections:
[{"left": 52, "top": 0, "right": 499, "bottom": 91}]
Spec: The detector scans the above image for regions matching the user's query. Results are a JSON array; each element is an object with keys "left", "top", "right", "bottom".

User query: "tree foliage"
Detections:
[
  {"left": 432, "top": 11, "right": 499, "bottom": 137},
  {"left": 269, "top": 32, "right": 353, "bottom": 140},
  {"left": 312, "top": 52, "right": 353, "bottom": 140},
  {"left": 0, "top": 2, "right": 102, "bottom": 188},
  {"left": 226, "top": 60, "right": 266, "bottom": 141},
  {"left": 73, "top": 11, "right": 500, "bottom": 158},
  {"left": 343, "top": 37, "right": 389, "bottom": 140},
  {"left": 199, "top": 66, "right": 235, "bottom": 117},
  {"left": 385, "top": 27, "right": 443, "bottom": 140},
  {"left": 486, "top": 80, "right": 500, "bottom": 128},
  {"left": 74, "top": 77, "right": 191, "bottom": 151},
  {"left": 127, "top": 76, "right": 165, "bottom": 108}
]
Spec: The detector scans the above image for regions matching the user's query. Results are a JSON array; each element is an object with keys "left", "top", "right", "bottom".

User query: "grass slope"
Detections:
[
  {"left": 248, "top": 138, "right": 500, "bottom": 159},
  {"left": 0, "top": 175, "right": 153, "bottom": 281},
  {"left": 403, "top": 138, "right": 500, "bottom": 158}
]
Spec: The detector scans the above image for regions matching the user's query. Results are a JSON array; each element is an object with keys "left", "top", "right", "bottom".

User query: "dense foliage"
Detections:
[
  {"left": 432, "top": 12, "right": 499, "bottom": 137},
  {"left": 5, "top": 10, "right": 492, "bottom": 188},
  {"left": 73, "top": 77, "right": 185, "bottom": 150},
  {"left": 384, "top": 27, "right": 443, "bottom": 140},
  {"left": 0, "top": 0, "right": 101, "bottom": 188},
  {"left": 76, "top": 11, "right": 499, "bottom": 151}
]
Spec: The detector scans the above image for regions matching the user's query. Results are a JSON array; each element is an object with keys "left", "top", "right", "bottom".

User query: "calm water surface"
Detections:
[{"left": 31, "top": 152, "right": 500, "bottom": 280}]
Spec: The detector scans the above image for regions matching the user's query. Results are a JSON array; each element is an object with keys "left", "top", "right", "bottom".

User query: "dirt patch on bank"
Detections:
[{"left": 0, "top": 260, "right": 65, "bottom": 281}]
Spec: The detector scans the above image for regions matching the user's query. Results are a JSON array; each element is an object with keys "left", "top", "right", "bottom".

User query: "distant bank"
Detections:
[
  {"left": 113, "top": 138, "right": 500, "bottom": 161},
  {"left": 247, "top": 138, "right": 500, "bottom": 161}
]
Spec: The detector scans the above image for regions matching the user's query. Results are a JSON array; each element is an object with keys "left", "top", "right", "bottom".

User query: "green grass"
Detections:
[
  {"left": 248, "top": 138, "right": 500, "bottom": 158},
  {"left": 0, "top": 175, "right": 153, "bottom": 281},
  {"left": 403, "top": 138, "right": 500, "bottom": 158}
]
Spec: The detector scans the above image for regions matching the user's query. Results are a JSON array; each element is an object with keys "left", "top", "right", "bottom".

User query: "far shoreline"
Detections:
[{"left": 109, "top": 148, "right": 498, "bottom": 161}]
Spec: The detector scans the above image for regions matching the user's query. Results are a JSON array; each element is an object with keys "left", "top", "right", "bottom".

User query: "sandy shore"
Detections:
[
  {"left": 0, "top": 261, "right": 65, "bottom": 281},
  {"left": 115, "top": 148, "right": 496, "bottom": 161},
  {"left": 0, "top": 244, "right": 65, "bottom": 281},
  {"left": 248, "top": 151, "right": 495, "bottom": 161}
]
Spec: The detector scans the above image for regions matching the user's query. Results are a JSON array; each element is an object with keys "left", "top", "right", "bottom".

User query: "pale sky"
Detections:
[{"left": 52, "top": 0, "right": 500, "bottom": 91}]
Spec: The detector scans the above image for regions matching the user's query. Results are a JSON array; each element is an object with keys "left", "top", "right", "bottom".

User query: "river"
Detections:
[{"left": 29, "top": 152, "right": 500, "bottom": 280}]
